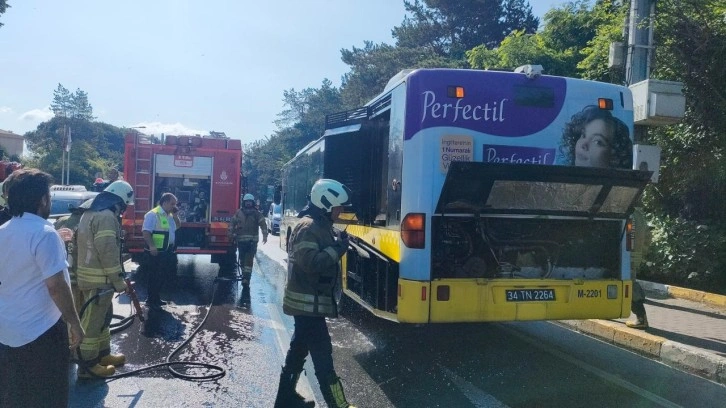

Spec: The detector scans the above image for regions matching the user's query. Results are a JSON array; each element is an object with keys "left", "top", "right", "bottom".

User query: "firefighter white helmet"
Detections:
[
  {"left": 104, "top": 180, "right": 134, "bottom": 205},
  {"left": 243, "top": 193, "right": 255, "bottom": 202},
  {"left": 310, "top": 179, "right": 352, "bottom": 213}
]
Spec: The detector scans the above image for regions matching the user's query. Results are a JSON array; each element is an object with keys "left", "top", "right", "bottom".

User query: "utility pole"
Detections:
[
  {"left": 625, "top": 0, "right": 656, "bottom": 143},
  {"left": 625, "top": 0, "right": 654, "bottom": 86},
  {"left": 623, "top": 0, "right": 685, "bottom": 183},
  {"left": 61, "top": 123, "right": 66, "bottom": 185},
  {"left": 65, "top": 126, "right": 71, "bottom": 185}
]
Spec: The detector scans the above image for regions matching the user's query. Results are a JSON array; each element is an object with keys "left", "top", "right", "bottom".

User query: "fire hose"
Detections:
[{"left": 74, "top": 266, "right": 237, "bottom": 382}]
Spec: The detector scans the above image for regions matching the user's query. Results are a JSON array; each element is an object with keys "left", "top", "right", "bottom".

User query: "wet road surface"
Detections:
[{"left": 69, "top": 235, "right": 726, "bottom": 407}]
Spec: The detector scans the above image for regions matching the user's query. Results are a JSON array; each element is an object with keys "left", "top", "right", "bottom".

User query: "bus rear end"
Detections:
[
  {"left": 404, "top": 162, "right": 651, "bottom": 323},
  {"left": 392, "top": 69, "right": 654, "bottom": 323}
]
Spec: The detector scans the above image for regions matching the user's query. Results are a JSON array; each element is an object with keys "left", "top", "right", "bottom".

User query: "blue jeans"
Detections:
[{"left": 284, "top": 315, "right": 335, "bottom": 386}]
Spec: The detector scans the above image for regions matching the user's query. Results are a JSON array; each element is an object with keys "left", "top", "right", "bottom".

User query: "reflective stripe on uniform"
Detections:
[
  {"left": 94, "top": 230, "right": 117, "bottom": 240},
  {"left": 76, "top": 265, "right": 122, "bottom": 284},
  {"left": 235, "top": 234, "right": 258, "bottom": 241},
  {"left": 284, "top": 288, "right": 334, "bottom": 314},
  {"left": 323, "top": 247, "right": 338, "bottom": 262},
  {"left": 283, "top": 296, "right": 335, "bottom": 315},
  {"left": 293, "top": 241, "right": 319, "bottom": 252}
]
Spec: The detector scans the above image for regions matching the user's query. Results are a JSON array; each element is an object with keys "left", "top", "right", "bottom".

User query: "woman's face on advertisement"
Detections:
[{"left": 575, "top": 118, "right": 613, "bottom": 168}]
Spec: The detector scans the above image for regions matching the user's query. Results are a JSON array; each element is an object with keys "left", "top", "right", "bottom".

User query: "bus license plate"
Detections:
[{"left": 505, "top": 289, "right": 556, "bottom": 302}]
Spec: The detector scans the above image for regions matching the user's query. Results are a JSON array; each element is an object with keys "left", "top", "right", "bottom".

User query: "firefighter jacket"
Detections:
[
  {"left": 76, "top": 209, "right": 124, "bottom": 291},
  {"left": 54, "top": 212, "right": 83, "bottom": 285},
  {"left": 630, "top": 208, "right": 651, "bottom": 279},
  {"left": 282, "top": 214, "right": 347, "bottom": 318},
  {"left": 228, "top": 207, "right": 267, "bottom": 243}
]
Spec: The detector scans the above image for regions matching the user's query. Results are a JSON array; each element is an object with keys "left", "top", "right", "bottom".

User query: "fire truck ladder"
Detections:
[{"left": 131, "top": 134, "right": 153, "bottom": 236}]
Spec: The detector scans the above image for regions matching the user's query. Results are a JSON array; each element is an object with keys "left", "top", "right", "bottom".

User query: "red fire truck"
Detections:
[
  {"left": 121, "top": 132, "right": 241, "bottom": 266},
  {"left": 0, "top": 160, "right": 22, "bottom": 182}
]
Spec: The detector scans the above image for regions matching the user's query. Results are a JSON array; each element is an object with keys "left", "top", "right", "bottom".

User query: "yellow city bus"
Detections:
[{"left": 281, "top": 68, "right": 652, "bottom": 323}]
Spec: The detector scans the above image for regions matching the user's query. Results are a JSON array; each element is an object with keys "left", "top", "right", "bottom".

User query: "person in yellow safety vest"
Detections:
[
  {"left": 141, "top": 192, "right": 181, "bottom": 309},
  {"left": 228, "top": 193, "right": 267, "bottom": 286},
  {"left": 626, "top": 207, "right": 652, "bottom": 329},
  {"left": 75, "top": 180, "right": 134, "bottom": 379},
  {"left": 274, "top": 179, "right": 356, "bottom": 408}
]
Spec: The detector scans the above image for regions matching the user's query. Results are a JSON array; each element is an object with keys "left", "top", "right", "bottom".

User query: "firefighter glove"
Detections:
[{"left": 110, "top": 275, "right": 128, "bottom": 293}]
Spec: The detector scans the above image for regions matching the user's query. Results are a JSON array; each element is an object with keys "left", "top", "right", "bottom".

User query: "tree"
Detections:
[
  {"left": 23, "top": 118, "right": 123, "bottom": 186},
  {"left": 629, "top": 0, "right": 726, "bottom": 291},
  {"left": 243, "top": 80, "right": 345, "bottom": 200},
  {"left": 340, "top": 1, "right": 537, "bottom": 107},
  {"left": 467, "top": 0, "right": 625, "bottom": 78},
  {"left": 50, "top": 84, "right": 95, "bottom": 120},
  {"left": 0, "top": 0, "right": 9, "bottom": 28},
  {"left": 392, "top": 0, "right": 538, "bottom": 59},
  {"left": 575, "top": 0, "right": 628, "bottom": 82},
  {"left": 50, "top": 84, "right": 73, "bottom": 118},
  {"left": 71, "top": 89, "right": 95, "bottom": 121},
  {"left": 467, "top": 30, "right": 575, "bottom": 75},
  {"left": 24, "top": 85, "right": 121, "bottom": 186},
  {"left": 340, "top": 41, "right": 460, "bottom": 108}
]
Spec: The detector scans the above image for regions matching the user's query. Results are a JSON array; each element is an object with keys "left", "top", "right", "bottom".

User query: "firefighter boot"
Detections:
[
  {"left": 321, "top": 376, "right": 355, "bottom": 408},
  {"left": 99, "top": 353, "right": 126, "bottom": 367},
  {"left": 241, "top": 266, "right": 252, "bottom": 287},
  {"left": 626, "top": 300, "right": 649, "bottom": 329},
  {"left": 626, "top": 314, "right": 649, "bottom": 329},
  {"left": 77, "top": 363, "right": 115, "bottom": 380},
  {"left": 274, "top": 366, "right": 315, "bottom": 408}
]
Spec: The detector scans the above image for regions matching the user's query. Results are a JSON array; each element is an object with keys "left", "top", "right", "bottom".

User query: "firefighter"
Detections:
[
  {"left": 141, "top": 192, "right": 181, "bottom": 309},
  {"left": 228, "top": 193, "right": 267, "bottom": 286},
  {"left": 75, "top": 180, "right": 134, "bottom": 379},
  {"left": 54, "top": 198, "right": 94, "bottom": 317},
  {"left": 626, "top": 207, "right": 651, "bottom": 329},
  {"left": 274, "top": 179, "right": 356, "bottom": 408}
]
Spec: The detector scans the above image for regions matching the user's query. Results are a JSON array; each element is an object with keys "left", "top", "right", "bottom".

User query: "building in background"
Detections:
[{"left": 0, "top": 129, "right": 24, "bottom": 157}]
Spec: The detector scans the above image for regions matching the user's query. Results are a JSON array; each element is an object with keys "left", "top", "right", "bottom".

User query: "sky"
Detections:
[{"left": 0, "top": 1, "right": 558, "bottom": 147}]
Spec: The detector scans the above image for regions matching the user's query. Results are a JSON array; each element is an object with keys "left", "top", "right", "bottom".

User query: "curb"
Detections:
[
  {"left": 559, "top": 319, "right": 726, "bottom": 386},
  {"left": 638, "top": 280, "right": 726, "bottom": 309}
]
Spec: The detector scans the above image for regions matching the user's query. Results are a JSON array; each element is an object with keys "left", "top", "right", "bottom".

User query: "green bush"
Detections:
[{"left": 641, "top": 215, "right": 726, "bottom": 295}]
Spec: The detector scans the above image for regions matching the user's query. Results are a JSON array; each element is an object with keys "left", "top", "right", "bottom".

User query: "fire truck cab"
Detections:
[{"left": 122, "top": 132, "right": 241, "bottom": 266}]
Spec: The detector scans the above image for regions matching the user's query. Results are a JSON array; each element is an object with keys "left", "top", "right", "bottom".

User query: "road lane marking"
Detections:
[
  {"left": 268, "top": 304, "right": 318, "bottom": 404},
  {"left": 439, "top": 365, "right": 511, "bottom": 408},
  {"left": 502, "top": 325, "right": 683, "bottom": 408}
]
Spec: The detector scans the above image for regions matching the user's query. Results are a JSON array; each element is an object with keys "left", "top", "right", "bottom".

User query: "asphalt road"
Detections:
[{"left": 69, "top": 234, "right": 726, "bottom": 407}]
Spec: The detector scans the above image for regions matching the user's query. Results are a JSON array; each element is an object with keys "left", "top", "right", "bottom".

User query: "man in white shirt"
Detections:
[
  {"left": 142, "top": 192, "right": 181, "bottom": 309},
  {"left": 0, "top": 169, "right": 84, "bottom": 407}
]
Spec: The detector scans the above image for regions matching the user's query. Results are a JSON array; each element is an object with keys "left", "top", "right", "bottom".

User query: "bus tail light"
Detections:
[
  {"left": 626, "top": 217, "right": 634, "bottom": 251},
  {"left": 598, "top": 98, "right": 613, "bottom": 110},
  {"left": 401, "top": 213, "right": 425, "bottom": 248}
]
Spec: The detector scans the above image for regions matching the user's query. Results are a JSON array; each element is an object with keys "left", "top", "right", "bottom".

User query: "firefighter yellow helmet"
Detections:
[
  {"left": 310, "top": 179, "right": 352, "bottom": 213},
  {"left": 104, "top": 180, "right": 134, "bottom": 205}
]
